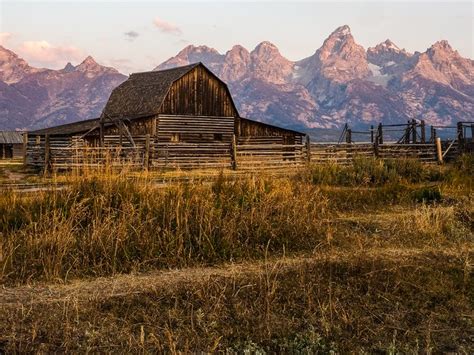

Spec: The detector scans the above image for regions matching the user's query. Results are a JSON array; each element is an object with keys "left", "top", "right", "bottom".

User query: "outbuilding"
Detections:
[{"left": 0, "top": 131, "right": 23, "bottom": 159}]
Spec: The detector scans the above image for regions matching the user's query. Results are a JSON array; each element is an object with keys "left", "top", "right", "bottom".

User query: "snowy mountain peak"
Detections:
[{"left": 367, "top": 39, "right": 412, "bottom": 69}]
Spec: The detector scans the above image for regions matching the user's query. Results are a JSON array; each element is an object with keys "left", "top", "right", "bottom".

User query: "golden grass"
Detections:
[{"left": 0, "top": 156, "right": 473, "bottom": 352}]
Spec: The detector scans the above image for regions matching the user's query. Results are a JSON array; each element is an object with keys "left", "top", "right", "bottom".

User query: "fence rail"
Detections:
[{"left": 25, "top": 129, "right": 471, "bottom": 172}]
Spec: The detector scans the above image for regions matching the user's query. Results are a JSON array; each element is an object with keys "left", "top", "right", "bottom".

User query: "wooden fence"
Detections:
[{"left": 26, "top": 133, "right": 469, "bottom": 172}]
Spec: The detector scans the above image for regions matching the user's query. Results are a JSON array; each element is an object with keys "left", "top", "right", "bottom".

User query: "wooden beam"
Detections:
[
  {"left": 22, "top": 132, "right": 28, "bottom": 165},
  {"left": 305, "top": 135, "right": 311, "bottom": 163},
  {"left": 44, "top": 134, "right": 50, "bottom": 175},
  {"left": 144, "top": 134, "right": 150, "bottom": 170},
  {"left": 436, "top": 137, "right": 443, "bottom": 164},
  {"left": 420, "top": 120, "right": 426, "bottom": 143},
  {"left": 231, "top": 134, "right": 238, "bottom": 170}
]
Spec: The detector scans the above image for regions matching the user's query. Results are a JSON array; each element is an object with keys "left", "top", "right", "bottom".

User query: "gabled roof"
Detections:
[
  {"left": 0, "top": 131, "right": 23, "bottom": 144},
  {"left": 101, "top": 62, "right": 238, "bottom": 120},
  {"left": 30, "top": 117, "right": 101, "bottom": 135}
]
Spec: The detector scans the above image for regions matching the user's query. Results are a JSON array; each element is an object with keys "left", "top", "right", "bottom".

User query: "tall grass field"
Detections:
[{"left": 0, "top": 156, "right": 473, "bottom": 352}]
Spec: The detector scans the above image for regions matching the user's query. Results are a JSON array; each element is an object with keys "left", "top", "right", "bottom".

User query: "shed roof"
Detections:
[
  {"left": 0, "top": 131, "right": 23, "bottom": 144},
  {"left": 30, "top": 117, "right": 100, "bottom": 136},
  {"left": 101, "top": 63, "right": 238, "bottom": 120}
]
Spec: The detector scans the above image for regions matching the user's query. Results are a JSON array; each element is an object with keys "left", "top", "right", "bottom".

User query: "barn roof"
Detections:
[
  {"left": 101, "top": 63, "right": 238, "bottom": 120},
  {"left": 0, "top": 131, "right": 23, "bottom": 144},
  {"left": 30, "top": 118, "right": 101, "bottom": 135}
]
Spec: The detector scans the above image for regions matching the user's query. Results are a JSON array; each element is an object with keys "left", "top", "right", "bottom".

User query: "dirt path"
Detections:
[{"left": 1, "top": 247, "right": 470, "bottom": 308}]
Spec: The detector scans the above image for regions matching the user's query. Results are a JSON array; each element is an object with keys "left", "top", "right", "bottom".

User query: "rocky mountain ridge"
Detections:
[
  {"left": 156, "top": 25, "right": 473, "bottom": 130},
  {"left": 1, "top": 25, "right": 472, "bottom": 131},
  {"left": 0, "top": 47, "right": 126, "bottom": 130}
]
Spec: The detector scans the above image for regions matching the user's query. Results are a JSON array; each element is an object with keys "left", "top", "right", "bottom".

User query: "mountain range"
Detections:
[{"left": 1, "top": 25, "right": 473, "bottom": 131}]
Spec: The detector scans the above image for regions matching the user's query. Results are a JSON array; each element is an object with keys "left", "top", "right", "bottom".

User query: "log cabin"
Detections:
[
  {"left": 25, "top": 63, "right": 305, "bottom": 170},
  {"left": 0, "top": 131, "right": 23, "bottom": 159}
]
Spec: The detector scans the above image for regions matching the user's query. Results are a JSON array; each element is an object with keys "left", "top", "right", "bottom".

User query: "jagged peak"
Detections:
[
  {"left": 177, "top": 44, "right": 220, "bottom": 56},
  {"left": 75, "top": 55, "right": 119, "bottom": 74},
  {"left": 429, "top": 40, "right": 455, "bottom": 53},
  {"left": 63, "top": 62, "right": 75, "bottom": 72},
  {"left": 225, "top": 45, "right": 250, "bottom": 59},
  {"left": 252, "top": 41, "right": 282, "bottom": 57},
  {"left": 229, "top": 44, "right": 249, "bottom": 53},
  {"left": 329, "top": 25, "right": 352, "bottom": 38},
  {"left": 0, "top": 44, "right": 21, "bottom": 59},
  {"left": 75, "top": 56, "right": 102, "bottom": 71},
  {"left": 381, "top": 39, "right": 400, "bottom": 50},
  {"left": 255, "top": 41, "right": 278, "bottom": 49},
  {"left": 81, "top": 55, "right": 98, "bottom": 65}
]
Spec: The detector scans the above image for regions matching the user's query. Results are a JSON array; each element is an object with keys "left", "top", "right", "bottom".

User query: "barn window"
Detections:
[
  {"left": 171, "top": 133, "right": 180, "bottom": 143},
  {"left": 214, "top": 133, "right": 223, "bottom": 141}
]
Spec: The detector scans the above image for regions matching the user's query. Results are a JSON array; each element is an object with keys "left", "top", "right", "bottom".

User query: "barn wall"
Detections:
[
  {"left": 236, "top": 118, "right": 304, "bottom": 144},
  {"left": 160, "top": 66, "right": 237, "bottom": 117},
  {"left": 100, "top": 116, "right": 156, "bottom": 137},
  {"left": 156, "top": 115, "right": 234, "bottom": 143}
]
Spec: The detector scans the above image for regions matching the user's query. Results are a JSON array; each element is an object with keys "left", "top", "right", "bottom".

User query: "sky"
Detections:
[{"left": 0, "top": 1, "right": 472, "bottom": 74}]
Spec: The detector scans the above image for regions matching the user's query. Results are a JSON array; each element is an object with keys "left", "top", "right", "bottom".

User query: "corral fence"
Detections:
[{"left": 25, "top": 121, "right": 474, "bottom": 172}]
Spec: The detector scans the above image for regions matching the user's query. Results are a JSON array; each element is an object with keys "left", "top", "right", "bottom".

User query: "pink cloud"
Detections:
[
  {"left": 153, "top": 17, "right": 182, "bottom": 35},
  {"left": 17, "top": 40, "right": 85, "bottom": 68},
  {"left": 0, "top": 32, "right": 12, "bottom": 45}
]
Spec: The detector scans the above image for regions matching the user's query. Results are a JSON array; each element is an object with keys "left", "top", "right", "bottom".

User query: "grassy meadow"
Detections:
[{"left": 0, "top": 156, "right": 473, "bottom": 352}]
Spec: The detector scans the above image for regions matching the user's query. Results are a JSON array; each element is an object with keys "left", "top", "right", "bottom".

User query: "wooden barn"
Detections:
[
  {"left": 26, "top": 63, "right": 306, "bottom": 170},
  {"left": 0, "top": 131, "right": 24, "bottom": 159}
]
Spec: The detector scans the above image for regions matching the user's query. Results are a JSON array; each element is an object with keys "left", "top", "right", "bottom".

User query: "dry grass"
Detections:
[
  {"left": 0, "top": 156, "right": 473, "bottom": 352},
  {"left": 0, "top": 249, "right": 472, "bottom": 353}
]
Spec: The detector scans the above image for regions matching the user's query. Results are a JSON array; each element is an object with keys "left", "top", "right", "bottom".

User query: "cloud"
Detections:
[
  {"left": 124, "top": 31, "right": 139, "bottom": 41},
  {"left": 17, "top": 40, "right": 85, "bottom": 68},
  {"left": 153, "top": 17, "right": 182, "bottom": 35},
  {"left": 0, "top": 32, "right": 12, "bottom": 45}
]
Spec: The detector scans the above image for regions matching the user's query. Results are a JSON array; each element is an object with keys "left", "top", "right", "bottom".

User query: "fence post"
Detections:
[
  {"left": 305, "top": 135, "right": 311, "bottom": 163},
  {"left": 44, "top": 134, "right": 50, "bottom": 174},
  {"left": 99, "top": 120, "right": 104, "bottom": 147},
  {"left": 436, "top": 137, "right": 443, "bottom": 164},
  {"left": 471, "top": 124, "right": 474, "bottom": 143},
  {"left": 420, "top": 120, "right": 426, "bottom": 143},
  {"left": 378, "top": 123, "right": 383, "bottom": 145},
  {"left": 411, "top": 119, "right": 417, "bottom": 143},
  {"left": 231, "top": 134, "right": 238, "bottom": 170},
  {"left": 457, "top": 122, "right": 464, "bottom": 151},
  {"left": 144, "top": 134, "right": 150, "bottom": 170},
  {"left": 22, "top": 132, "right": 28, "bottom": 164},
  {"left": 346, "top": 129, "right": 352, "bottom": 143},
  {"left": 370, "top": 125, "right": 374, "bottom": 143}
]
